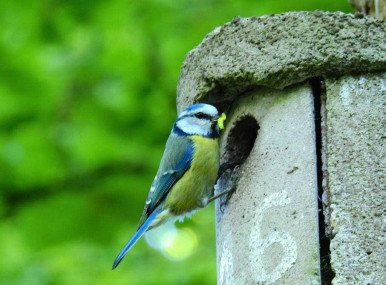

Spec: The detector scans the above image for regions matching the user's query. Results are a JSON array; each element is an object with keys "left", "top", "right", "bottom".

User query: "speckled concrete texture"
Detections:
[
  {"left": 325, "top": 73, "right": 385, "bottom": 285},
  {"left": 215, "top": 84, "right": 320, "bottom": 285},
  {"left": 177, "top": 12, "right": 386, "bottom": 113},
  {"left": 176, "top": 11, "right": 386, "bottom": 284}
]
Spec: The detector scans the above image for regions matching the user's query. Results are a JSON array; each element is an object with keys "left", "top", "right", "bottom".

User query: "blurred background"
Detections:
[{"left": 0, "top": 0, "right": 351, "bottom": 284}]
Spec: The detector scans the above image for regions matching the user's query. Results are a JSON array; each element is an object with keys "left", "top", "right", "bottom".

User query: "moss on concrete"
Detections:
[
  {"left": 326, "top": 73, "right": 386, "bottom": 284},
  {"left": 177, "top": 11, "right": 386, "bottom": 112}
]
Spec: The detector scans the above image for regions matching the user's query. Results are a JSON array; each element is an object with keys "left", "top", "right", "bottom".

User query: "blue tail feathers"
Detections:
[{"left": 112, "top": 208, "right": 160, "bottom": 269}]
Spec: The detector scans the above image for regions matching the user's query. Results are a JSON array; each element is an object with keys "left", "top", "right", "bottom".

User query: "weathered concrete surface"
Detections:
[
  {"left": 175, "top": 10, "right": 386, "bottom": 284},
  {"left": 177, "top": 12, "right": 386, "bottom": 113},
  {"left": 215, "top": 84, "right": 320, "bottom": 285},
  {"left": 325, "top": 73, "right": 386, "bottom": 285}
]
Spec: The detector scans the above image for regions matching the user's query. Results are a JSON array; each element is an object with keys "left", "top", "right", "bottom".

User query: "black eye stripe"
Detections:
[
  {"left": 195, "top": 112, "right": 211, "bottom": 119},
  {"left": 180, "top": 113, "right": 212, "bottom": 120}
]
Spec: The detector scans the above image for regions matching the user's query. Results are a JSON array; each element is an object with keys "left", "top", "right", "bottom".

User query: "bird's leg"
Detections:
[
  {"left": 209, "top": 163, "right": 240, "bottom": 212},
  {"left": 219, "top": 186, "right": 237, "bottom": 213},
  {"left": 207, "top": 187, "right": 235, "bottom": 204}
]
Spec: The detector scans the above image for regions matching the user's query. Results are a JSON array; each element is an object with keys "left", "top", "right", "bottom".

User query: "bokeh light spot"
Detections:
[{"left": 145, "top": 223, "right": 198, "bottom": 261}]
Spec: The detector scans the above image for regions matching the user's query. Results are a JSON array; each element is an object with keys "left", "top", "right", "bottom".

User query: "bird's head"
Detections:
[{"left": 173, "top": 103, "right": 221, "bottom": 138}]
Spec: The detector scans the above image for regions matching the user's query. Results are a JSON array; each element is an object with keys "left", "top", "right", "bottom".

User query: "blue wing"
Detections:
[
  {"left": 112, "top": 136, "right": 194, "bottom": 269},
  {"left": 137, "top": 135, "right": 194, "bottom": 228}
]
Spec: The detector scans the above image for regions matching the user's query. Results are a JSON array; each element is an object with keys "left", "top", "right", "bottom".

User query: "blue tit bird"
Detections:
[{"left": 112, "top": 103, "right": 227, "bottom": 269}]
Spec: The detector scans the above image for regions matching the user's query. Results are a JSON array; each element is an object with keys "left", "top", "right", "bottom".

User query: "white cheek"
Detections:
[
  {"left": 176, "top": 117, "right": 211, "bottom": 136},
  {"left": 200, "top": 119, "right": 211, "bottom": 129}
]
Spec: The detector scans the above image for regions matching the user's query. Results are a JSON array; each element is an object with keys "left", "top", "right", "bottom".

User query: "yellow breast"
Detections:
[{"left": 165, "top": 136, "right": 219, "bottom": 215}]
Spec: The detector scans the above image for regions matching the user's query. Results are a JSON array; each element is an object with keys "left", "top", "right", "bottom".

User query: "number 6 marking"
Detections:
[{"left": 250, "top": 191, "right": 297, "bottom": 283}]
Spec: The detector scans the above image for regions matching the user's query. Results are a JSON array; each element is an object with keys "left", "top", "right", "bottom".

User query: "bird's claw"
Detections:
[
  {"left": 219, "top": 187, "right": 236, "bottom": 213},
  {"left": 215, "top": 164, "right": 240, "bottom": 213}
]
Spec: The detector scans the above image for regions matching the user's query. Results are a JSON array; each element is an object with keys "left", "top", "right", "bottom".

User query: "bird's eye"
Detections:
[{"left": 195, "top": 112, "right": 206, "bottom": 119}]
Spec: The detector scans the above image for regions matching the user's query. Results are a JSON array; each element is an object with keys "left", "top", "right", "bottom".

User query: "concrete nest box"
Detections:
[{"left": 176, "top": 11, "right": 386, "bottom": 285}]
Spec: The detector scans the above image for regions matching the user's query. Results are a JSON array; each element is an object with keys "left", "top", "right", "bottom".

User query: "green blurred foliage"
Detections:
[{"left": 0, "top": 0, "right": 351, "bottom": 284}]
